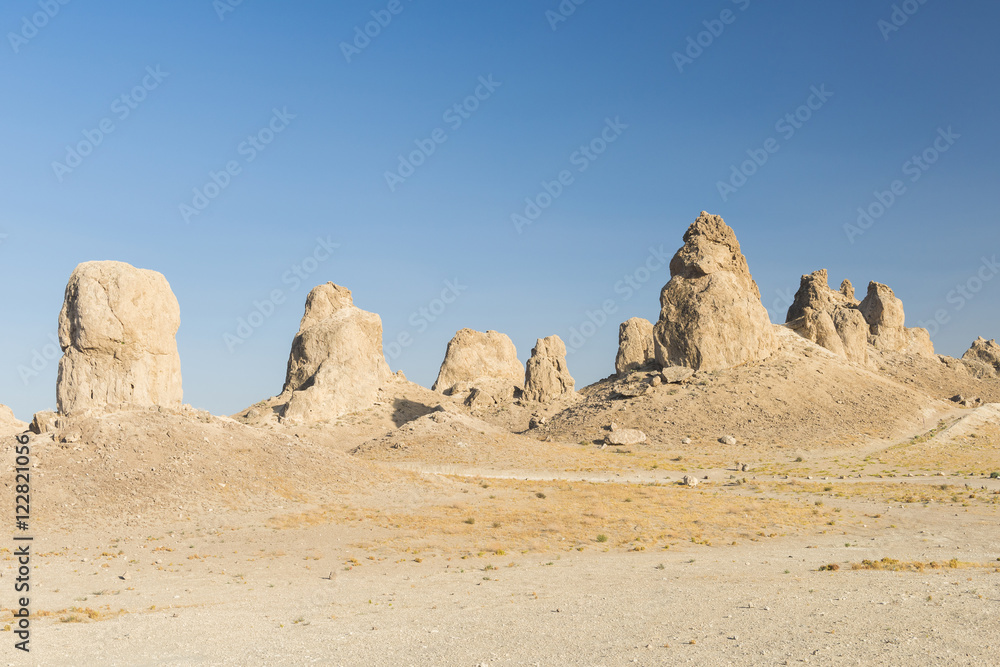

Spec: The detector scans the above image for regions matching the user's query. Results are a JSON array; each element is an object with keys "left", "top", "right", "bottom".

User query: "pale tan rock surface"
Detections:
[
  {"left": 0, "top": 404, "right": 27, "bottom": 436},
  {"left": 653, "top": 212, "right": 776, "bottom": 371},
  {"left": 523, "top": 335, "right": 574, "bottom": 403},
  {"left": 858, "top": 281, "right": 935, "bottom": 356},
  {"left": 604, "top": 424, "right": 647, "bottom": 446},
  {"left": 279, "top": 283, "right": 392, "bottom": 424},
  {"left": 56, "top": 261, "right": 183, "bottom": 415},
  {"left": 615, "top": 317, "right": 655, "bottom": 375},
  {"left": 785, "top": 270, "right": 868, "bottom": 364},
  {"left": 432, "top": 329, "right": 523, "bottom": 395},
  {"left": 962, "top": 337, "right": 1000, "bottom": 377}
]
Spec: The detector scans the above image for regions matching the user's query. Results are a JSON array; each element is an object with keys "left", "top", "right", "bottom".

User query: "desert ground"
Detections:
[{"left": 4, "top": 215, "right": 1000, "bottom": 665}]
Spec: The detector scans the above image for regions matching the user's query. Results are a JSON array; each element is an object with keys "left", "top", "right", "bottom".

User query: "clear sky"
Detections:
[{"left": 1, "top": 1, "right": 998, "bottom": 421}]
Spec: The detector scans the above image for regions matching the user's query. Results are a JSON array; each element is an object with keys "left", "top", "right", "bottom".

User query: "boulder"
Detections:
[
  {"left": 858, "top": 282, "right": 934, "bottom": 356},
  {"left": 682, "top": 475, "right": 699, "bottom": 488},
  {"left": 30, "top": 411, "right": 60, "bottom": 435},
  {"left": 653, "top": 212, "right": 776, "bottom": 371},
  {"left": 962, "top": 337, "right": 1000, "bottom": 377},
  {"left": 523, "top": 335, "right": 574, "bottom": 403},
  {"left": 785, "top": 270, "right": 867, "bottom": 364},
  {"left": 279, "top": 283, "right": 392, "bottom": 423},
  {"left": 432, "top": 329, "right": 523, "bottom": 396},
  {"left": 605, "top": 424, "right": 647, "bottom": 446},
  {"left": 615, "top": 317, "right": 655, "bottom": 375},
  {"left": 0, "top": 405, "right": 27, "bottom": 436},
  {"left": 718, "top": 435, "right": 737, "bottom": 446},
  {"left": 56, "top": 261, "right": 183, "bottom": 415},
  {"left": 661, "top": 366, "right": 695, "bottom": 384}
]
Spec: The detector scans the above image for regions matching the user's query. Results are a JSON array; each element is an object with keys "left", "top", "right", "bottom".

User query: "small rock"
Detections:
[
  {"left": 682, "top": 475, "right": 699, "bottom": 487},
  {"left": 719, "top": 435, "right": 737, "bottom": 445},
  {"left": 681, "top": 437, "right": 692, "bottom": 445},
  {"left": 120, "top": 572, "right": 131, "bottom": 581},
  {"left": 651, "top": 376, "right": 663, "bottom": 387},
  {"left": 741, "top": 463, "right": 749, "bottom": 472}
]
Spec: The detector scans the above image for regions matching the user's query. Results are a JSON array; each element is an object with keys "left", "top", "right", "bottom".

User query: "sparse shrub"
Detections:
[
  {"left": 794, "top": 456, "right": 804, "bottom": 463},
  {"left": 464, "top": 517, "right": 475, "bottom": 525},
  {"left": 818, "top": 563, "right": 840, "bottom": 571},
  {"left": 596, "top": 534, "right": 608, "bottom": 543},
  {"left": 535, "top": 492, "right": 546, "bottom": 499},
  {"left": 990, "top": 472, "right": 999, "bottom": 479}
]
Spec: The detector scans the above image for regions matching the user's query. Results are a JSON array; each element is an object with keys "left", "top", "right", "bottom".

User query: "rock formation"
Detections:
[
  {"left": 653, "top": 212, "right": 777, "bottom": 371},
  {"left": 523, "top": 335, "right": 574, "bottom": 403},
  {"left": 432, "top": 329, "right": 523, "bottom": 402},
  {"left": 858, "top": 282, "right": 935, "bottom": 356},
  {"left": 785, "top": 269, "right": 868, "bottom": 364},
  {"left": 0, "top": 405, "right": 26, "bottom": 436},
  {"left": 962, "top": 337, "right": 1000, "bottom": 378},
  {"left": 615, "top": 317, "right": 655, "bottom": 375},
  {"left": 278, "top": 282, "right": 392, "bottom": 423},
  {"left": 56, "top": 261, "right": 183, "bottom": 415}
]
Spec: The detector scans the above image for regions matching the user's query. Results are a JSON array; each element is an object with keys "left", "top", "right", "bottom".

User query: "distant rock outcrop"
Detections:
[
  {"left": 278, "top": 283, "right": 392, "bottom": 423},
  {"left": 431, "top": 329, "right": 524, "bottom": 408},
  {"left": 962, "top": 337, "right": 1000, "bottom": 378},
  {"left": 858, "top": 282, "right": 934, "bottom": 356},
  {"left": 523, "top": 335, "right": 574, "bottom": 403},
  {"left": 653, "top": 212, "right": 777, "bottom": 371},
  {"left": 785, "top": 269, "right": 868, "bottom": 364},
  {"left": 56, "top": 261, "right": 183, "bottom": 415},
  {"left": 615, "top": 317, "right": 655, "bottom": 375},
  {"left": 0, "top": 405, "right": 26, "bottom": 436}
]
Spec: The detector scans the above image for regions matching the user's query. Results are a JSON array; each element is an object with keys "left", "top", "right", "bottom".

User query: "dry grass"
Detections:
[
  {"left": 268, "top": 477, "right": 839, "bottom": 555},
  {"left": 849, "top": 557, "right": 1000, "bottom": 573}
]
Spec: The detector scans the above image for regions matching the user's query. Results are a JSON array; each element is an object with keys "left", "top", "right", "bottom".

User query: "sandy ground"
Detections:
[
  {"left": 5, "top": 337, "right": 1000, "bottom": 666},
  {"left": 5, "top": 467, "right": 1000, "bottom": 666}
]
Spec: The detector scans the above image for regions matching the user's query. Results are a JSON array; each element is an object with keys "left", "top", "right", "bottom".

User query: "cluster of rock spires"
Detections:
[
  {"left": 782, "top": 270, "right": 934, "bottom": 364},
  {"left": 10, "top": 210, "right": 998, "bottom": 430},
  {"left": 431, "top": 328, "right": 574, "bottom": 409},
  {"left": 612, "top": 211, "right": 944, "bottom": 377}
]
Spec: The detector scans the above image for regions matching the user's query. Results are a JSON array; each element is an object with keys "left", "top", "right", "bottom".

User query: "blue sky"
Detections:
[{"left": 1, "top": 1, "right": 998, "bottom": 421}]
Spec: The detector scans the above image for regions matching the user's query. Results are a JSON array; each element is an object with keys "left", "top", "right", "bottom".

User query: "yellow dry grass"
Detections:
[
  {"left": 268, "top": 477, "right": 841, "bottom": 555},
  {"left": 849, "top": 557, "right": 1000, "bottom": 573}
]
